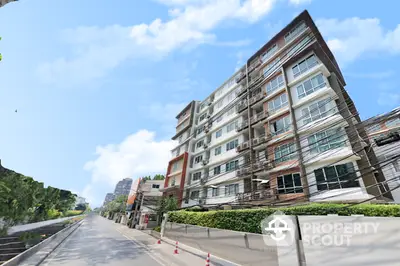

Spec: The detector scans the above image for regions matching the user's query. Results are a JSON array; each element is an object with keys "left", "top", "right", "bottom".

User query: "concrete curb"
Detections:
[
  {"left": 143, "top": 229, "right": 240, "bottom": 266},
  {"left": 2, "top": 219, "right": 84, "bottom": 266}
]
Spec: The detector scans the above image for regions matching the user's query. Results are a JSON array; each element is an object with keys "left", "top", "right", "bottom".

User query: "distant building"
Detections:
[
  {"left": 0, "top": 0, "right": 17, "bottom": 8},
  {"left": 114, "top": 178, "right": 133, "bottom": 197},
  {"left": 103, "top": 193, "right": 115, "bottom": 206}
]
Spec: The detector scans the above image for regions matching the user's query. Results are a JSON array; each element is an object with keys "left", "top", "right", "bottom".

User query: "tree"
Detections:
[
  {"left": 153, "top": 174, "right": 165, "bottom": 180},
  {"left": 75, "top": 203, "right": 87, "bottom": 211},
  {"left": 155, "top": 197, "right": 178, "bottom": 224},
  {"left": 142, "top": 176, "right": 152, "bottom": 181}
]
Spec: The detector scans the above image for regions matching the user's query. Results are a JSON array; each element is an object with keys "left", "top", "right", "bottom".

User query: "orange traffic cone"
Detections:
[
  {"left": 174, "top": 241, "right": 179, "bottom": 254},
  {"left": 205, "top": 253, "right": 210, "bottom": 266},
  {"left": 157, "top": 239, "right": 161, "bottom": 244}
]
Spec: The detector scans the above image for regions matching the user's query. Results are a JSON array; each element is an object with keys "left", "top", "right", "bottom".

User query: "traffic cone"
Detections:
[
  {"left": 174, "top": 241, "right": 179, "bottom": 254},
  {"left": 157, "top": 239, "right": 161, "bottom": 244},
  {"left": 205, "top": 253, "right": 210, "bottom": 266}
]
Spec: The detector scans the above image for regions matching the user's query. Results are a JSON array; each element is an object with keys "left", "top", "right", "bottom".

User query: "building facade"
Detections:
[
  {"left": 0, "top": 0, "right": 17, "bottom": 8},
  {"left": 102, "top": 193, "right": 115, "bottom": 206},
  {"left": 161, "top": 101, "right": 198, "bottom": 207},
  {"left": 362, "top": 107, "right": 400, "bottom": 203},
  {"left": 178, "top": 10, "right": 391, "bottom": 208},
  {"left": 114, "top": 178, "right": 133, "bottom": 197}
]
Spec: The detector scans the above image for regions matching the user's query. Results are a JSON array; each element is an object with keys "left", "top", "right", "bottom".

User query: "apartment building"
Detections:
[
  {"left": 179, "top": 10, "right": 391, "bottom": 208},
  {"left": 161, "top": 101, "right": 198, "bottom": 207},
  {"left": 114, "top": 178, "right": 133, "bottom": 197},
  {"left": 102, "top": 193, "right": 115, "bottom": 206},
  {"left": 362, "top": 107, "right": 400, "bottom": 203}
]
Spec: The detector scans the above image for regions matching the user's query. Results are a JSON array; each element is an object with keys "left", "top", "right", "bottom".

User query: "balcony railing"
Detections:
[
  {"left": 236, "top": 101, "right": 248, "bottom": 113},
  {"left": 253, "top": 160, "right": 275, "bottom": 172},
  {"left": 252, "top": 133, "right": 271, "bottom": 146},
  {"left": 235, "top": 72, "right": 246, "bottom": 84},
  {"left": 248, "top": 59, "right": 263, "bottom": 75},
  {"left": 250, "top": 111, "right": 269, "bottom": 125},
  {"left": 237, "top": 189, "right": 277, "bottom": 202},
  {"left": 236, "top": 120, "right": 249, "bottom": 132},
  {"left": 236, "top": 166, "right": 251, "bottom": 178},
  {"left": 236, "top": 140, "right": 250, "bottom": 152},
  {"left": 249, "top": 91, "right": 266, "bottom": 106}
]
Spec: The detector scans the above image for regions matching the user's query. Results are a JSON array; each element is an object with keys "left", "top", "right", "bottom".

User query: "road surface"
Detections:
[{"left": 40, "top": 214, "right": 212, "bottom": 266}]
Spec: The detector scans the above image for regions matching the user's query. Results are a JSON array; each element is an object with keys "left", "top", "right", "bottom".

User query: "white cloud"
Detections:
[
  {"left": 316, "top": 17, "right": 400, "bottom": 65},
  {"left": 288, "top": 0, "right": 312, "bottom": 6},
  {"left": 377, "top": 92, "right": 400, "bottom": 107},
  {"left": 83, "top": 130, "right": 175, "bottom": 206},
  {"left": 37, "top": 0, "right": 277, "bottom": 86}
]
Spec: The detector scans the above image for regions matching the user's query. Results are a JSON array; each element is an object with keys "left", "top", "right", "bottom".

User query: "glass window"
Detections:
[
  {"left": 366, "top": 124, "right": 382, "bottom": 134},
  {"left": 270, "top": 115, "right": 292, "bottom": 136},
  {"left": 224, "top": 184, "right": 239, "bottom": 195},
  {"left": 274, "top": 142, "right": 296, "bottom": 163},
  {"left": 263, "top": 57, "right": 280, "bottom": 77},
  {"left": 385, "top": 118, "right": 400, "bottom": 128},
  {"left": 226, "top": 121, "right": 237, "bottom": 132},
  {"left": 215, "top": 146, "right": 222, "bottom": 156},
  {"left": 226, "top": 160, "right": 239, "bottom": 171},
  {"left": 172, "top": 162, "right": 178, "bottom": 172},
  {"left": 196, "top": 140, "right": 204, "bottom": 148},
  {"left": 302, "top": 98, "right": 332, "bottom": 125},
  {"left": 308, "top": 127, "right": 346, "bottom": 153},
  {"left": 314, "top": 163, "right": 359, "bottom": 191},
  {"left": 216, "top": 115, "right": 223, "bottom": 123},
  {"left": 193, "top": 172, "right": 202, "bottom": 181},
  {"left": 292, "top": 54, "right": 319, "bottom": 78},
  {"left": 199, "top": 113, "right": 207, "bottom": 122},
  {"left": 216, "top": 129, "right": 222, "bottom": 138},
  {"left": 262, "top": 44, "right": 278, "bottom": 62},
  {"left": 194, "top": 155, "right": 203, "bottom": 164},
  {"left": 393, "top": 159, "right": 400, "bottom": 172},
  {"left": 268, "top": 93, "right": 288, "bottom": 114},
  {"left": 266, "top": 74, "right": 284, "bottom": 94},
  {"left": 277, "top": 173, "right": 303, "bottom": 194},
  {"left": 214, "top": 165, "right": 221, "bottom": 175},
  {"left": 227, "top": 106, "right": 235, "bottom": 116},
  {"left": 152, "top": 184, "right": 160, "bottom": 189},
  {"left": 197, "top": 126, "right": 204, "bottom": 135},
  {"left": 212, "top": 187, "right": 219, "bottom": 197},
  {"left": 226, "top": 139, "right": 239, "bottom": 151},
  {"left": 296, "top": 73, "right": 326, "bottom": 99},
  {"left": 190, "top": 190, "right": 200, "bottom": 199},
  {"left": 285, "top": 21, "right": 306, "bottom": 43},
  {"left": 217, "top": 100, "right": 223, "bottom": 109}
]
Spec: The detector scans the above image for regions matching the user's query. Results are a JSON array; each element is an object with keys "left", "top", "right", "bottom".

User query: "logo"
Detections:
[{"left": 261, "top": 211, "right": 296, "bottom": 247}]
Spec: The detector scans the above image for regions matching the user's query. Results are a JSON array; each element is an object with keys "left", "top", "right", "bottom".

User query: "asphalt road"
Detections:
[{"left": 40, "top": 214, "right": 164, "bottom": 266}]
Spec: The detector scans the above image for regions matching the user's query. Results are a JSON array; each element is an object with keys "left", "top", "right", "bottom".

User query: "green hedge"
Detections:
[{"left": 168, "top": 204, "right": 400, "bottom": 234}]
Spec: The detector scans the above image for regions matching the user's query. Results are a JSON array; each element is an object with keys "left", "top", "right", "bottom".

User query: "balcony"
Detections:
[
  {"left": 236, "top": 140, "right": 250, "bottom": 152},
  {"left": 249, "top": 91, "right": 266, "bottom": 106},
  {"left": 236, "top": 166, "right": 251, "bottom": 178},
  {"left": 252, "top": 134, "right": 271, "bottom": 146},
  {"left": 236, "top": 86, "right": 247, "bottom": 97},
  {"left": 236, "top": 101, "right": 248, "bottom": 113},
  {"left": 250, "top": 111, "right": 269, "bottom": 125},
  {"left": 237, "top": 189, "right": 277, "bottom": 202},
  {"left": 203, "top": 123, "right": 212, "bottom": 133},
  {"left": 236, "top": 120, "right": 249, "bottom": 132},
  {"left": 235, "top": 72, "right": 246, "bottom": 84},
  {"left": 248, "top": 59, "right": 263, "bottom": 75},
  {"left": 253, "top": 160, "right": 275, "bottom": 172}
]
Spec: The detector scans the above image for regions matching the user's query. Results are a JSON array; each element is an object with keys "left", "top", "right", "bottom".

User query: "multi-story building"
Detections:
[
  {"left": 102, "top": 193, "right": 115, "bottom": 206},
  {"left": 180, "top": 10, "right": 392, "bottom": 207},
  {"left": 161, "top": 101, "right": 198, "bottom": 207},
  {"left": 0, "top": 0, "right": 17, "bottom": 8},
  {"left": 114, "top": 178, "right": 133, "bottom": 197},
  {"left": 362, "top": 107, "right": 400, "bottom": 203}
]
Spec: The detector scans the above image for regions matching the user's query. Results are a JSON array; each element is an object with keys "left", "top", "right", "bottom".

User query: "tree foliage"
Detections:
[{"left": 103, "top": 195, "right": 128, "bottom": 214}]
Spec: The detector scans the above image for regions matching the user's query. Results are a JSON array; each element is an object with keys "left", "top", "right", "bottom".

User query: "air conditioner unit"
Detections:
[
  {"left": 243, "top": 142, "right": 249, "bottom": 149},
  {"left": 202, "top": 159, "right": 209, "bottom": 166},
  {"left": 200, "top": 177, "right": 207, "bottom": 185},
  {"left": 253, "top": 138, "right": 259, "bottom": 146},
  {"left": 199, "top": 199, "right": 205, "bottom": 205},
  {"left": 208, "top": 101, "right": 212, "bottom": 106},
  {"left": 203, "top": 143, "right": 208, "bottom": 149},
  {"left": 204, "top": 126, "right": 210, "bottom": 133},
  {"left": 207, "top": 114, "right": 211, "bottom": 119}
]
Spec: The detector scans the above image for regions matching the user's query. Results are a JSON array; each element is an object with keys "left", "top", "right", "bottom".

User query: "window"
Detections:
[
  {"left": 385, "top": 118, "right": 400, "bottom": 128},
  {"left": 214, "top": 165, "right": 221, "bottom": 175},
  {"left": 190, "top": 190, "right": 200, "bottom": 199},
  {"left": 227, "top": 92, "right": 235, "bottom": 102},
  {"left": 268, "top": 93, "right": 288, "bottom": 114},
  {"left": 366, "top": 124, "right": 382, "bottom": 134},
  {"left": 274, "top": 142, "right": 296, "bottom": 163},
  {"left": 199, "top": 113, "right": 207, "bottom": 123},
  {"left": 226, "top": 139, "right": 239, "bottom": 151},
  {"left": 217, "top": 100, "right": 223, "bottom": 109},
  {"left": 308, "top": 127, "right": 346, "bottom": 153},
  {"left": 266, "top": 74, "right": 284, "bottom": 94},
  {"left": 196, "top": 140, "right": 204, "bottom": 148},
  {"left": 393, "top": 159, "right": 400, "bottom": 172},
  {"left": 227, "top": 106, "right": 235, "bottom": 116},
  {"left": 215, "top": 146, "right": 222, "bottom": 156},
  {"left": 285, "top": 21, "right": 306, "bottom": 43},
  {"left": 263, "top": 57, "right": 280, "bottom": 77},
  {"left": 216, "top": 129, "right": 222, "bottom": 138},
  {"left": 226, "top": 121, "right": 237, "bottom": 132},
  {"left": 178, "top": 135, "right": 183, "bottom": 143},
  {"left": 194, "top": 155, "right": 203, "bottom": 164},
  {"left": 172, "top": 162, "right": 179, "bottom": 172},
  {"left": 197, "top": 126, "right": 204, "bottom": 135},
  {"left": 152, "top": 184, "right": 160, "bottom": 189},
  {"left": 270, "top": 115, "right": 292, "bottom": 136},
  {"left": 215, "top": 88, "right": 223, "bottom": 98},
  {"left": 314, "top": 163, "right": 359, "bottom": 191},
  {"left": 212, "top": 187, "right": 219, "bottom": 197},
  {"left": 216, "top": 115, "right": 223, "bottom": 123},
  {"left": 262, "top": 44, "right": 278, "bottom": 62},
  {"left": 193, "top": 172, "right": 202, "bottom": 181},
  {"left": 226, "top": 160, "right": 239, "bottom": 171},
  {"left": 292, "top": 54, "right": 318, "bottom": 78},
  {"left": 277, "top": 173, "right": 303, "bottom": 194},
  {"left": 225, "top": 184, "right": 239, "bottom": 195},
  {"left": 302, "top": 98, "right": 332, "bottom": 125},
  {"left": 171, "top": 177, "right": 176, "bottom": 186},
  {"left": 296, "top": 73, "right": 325, "bottom": 99}
]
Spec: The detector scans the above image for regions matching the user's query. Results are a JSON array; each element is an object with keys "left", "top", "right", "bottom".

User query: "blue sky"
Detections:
[{"left": 1, "top": 0, "right": 399, "bottom": 207}]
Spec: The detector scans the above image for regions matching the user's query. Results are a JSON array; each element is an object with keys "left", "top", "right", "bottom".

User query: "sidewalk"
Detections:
[{"left": 112, "top": 222, "right": 236, "bottom": 266}]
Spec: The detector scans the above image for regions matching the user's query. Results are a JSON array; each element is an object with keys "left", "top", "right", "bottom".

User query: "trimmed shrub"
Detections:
[
  {"left": 153, "top": 226, "right": 161, "bottom": 232},
  {"left": 64, "top": 210, "right": 83, "bottom": 217},
  {"left": 168, "top": 203, "right": 400, "bottom": 234},
  {"left": 47, "top": 209, "right": 63, "bottom": 219}
]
